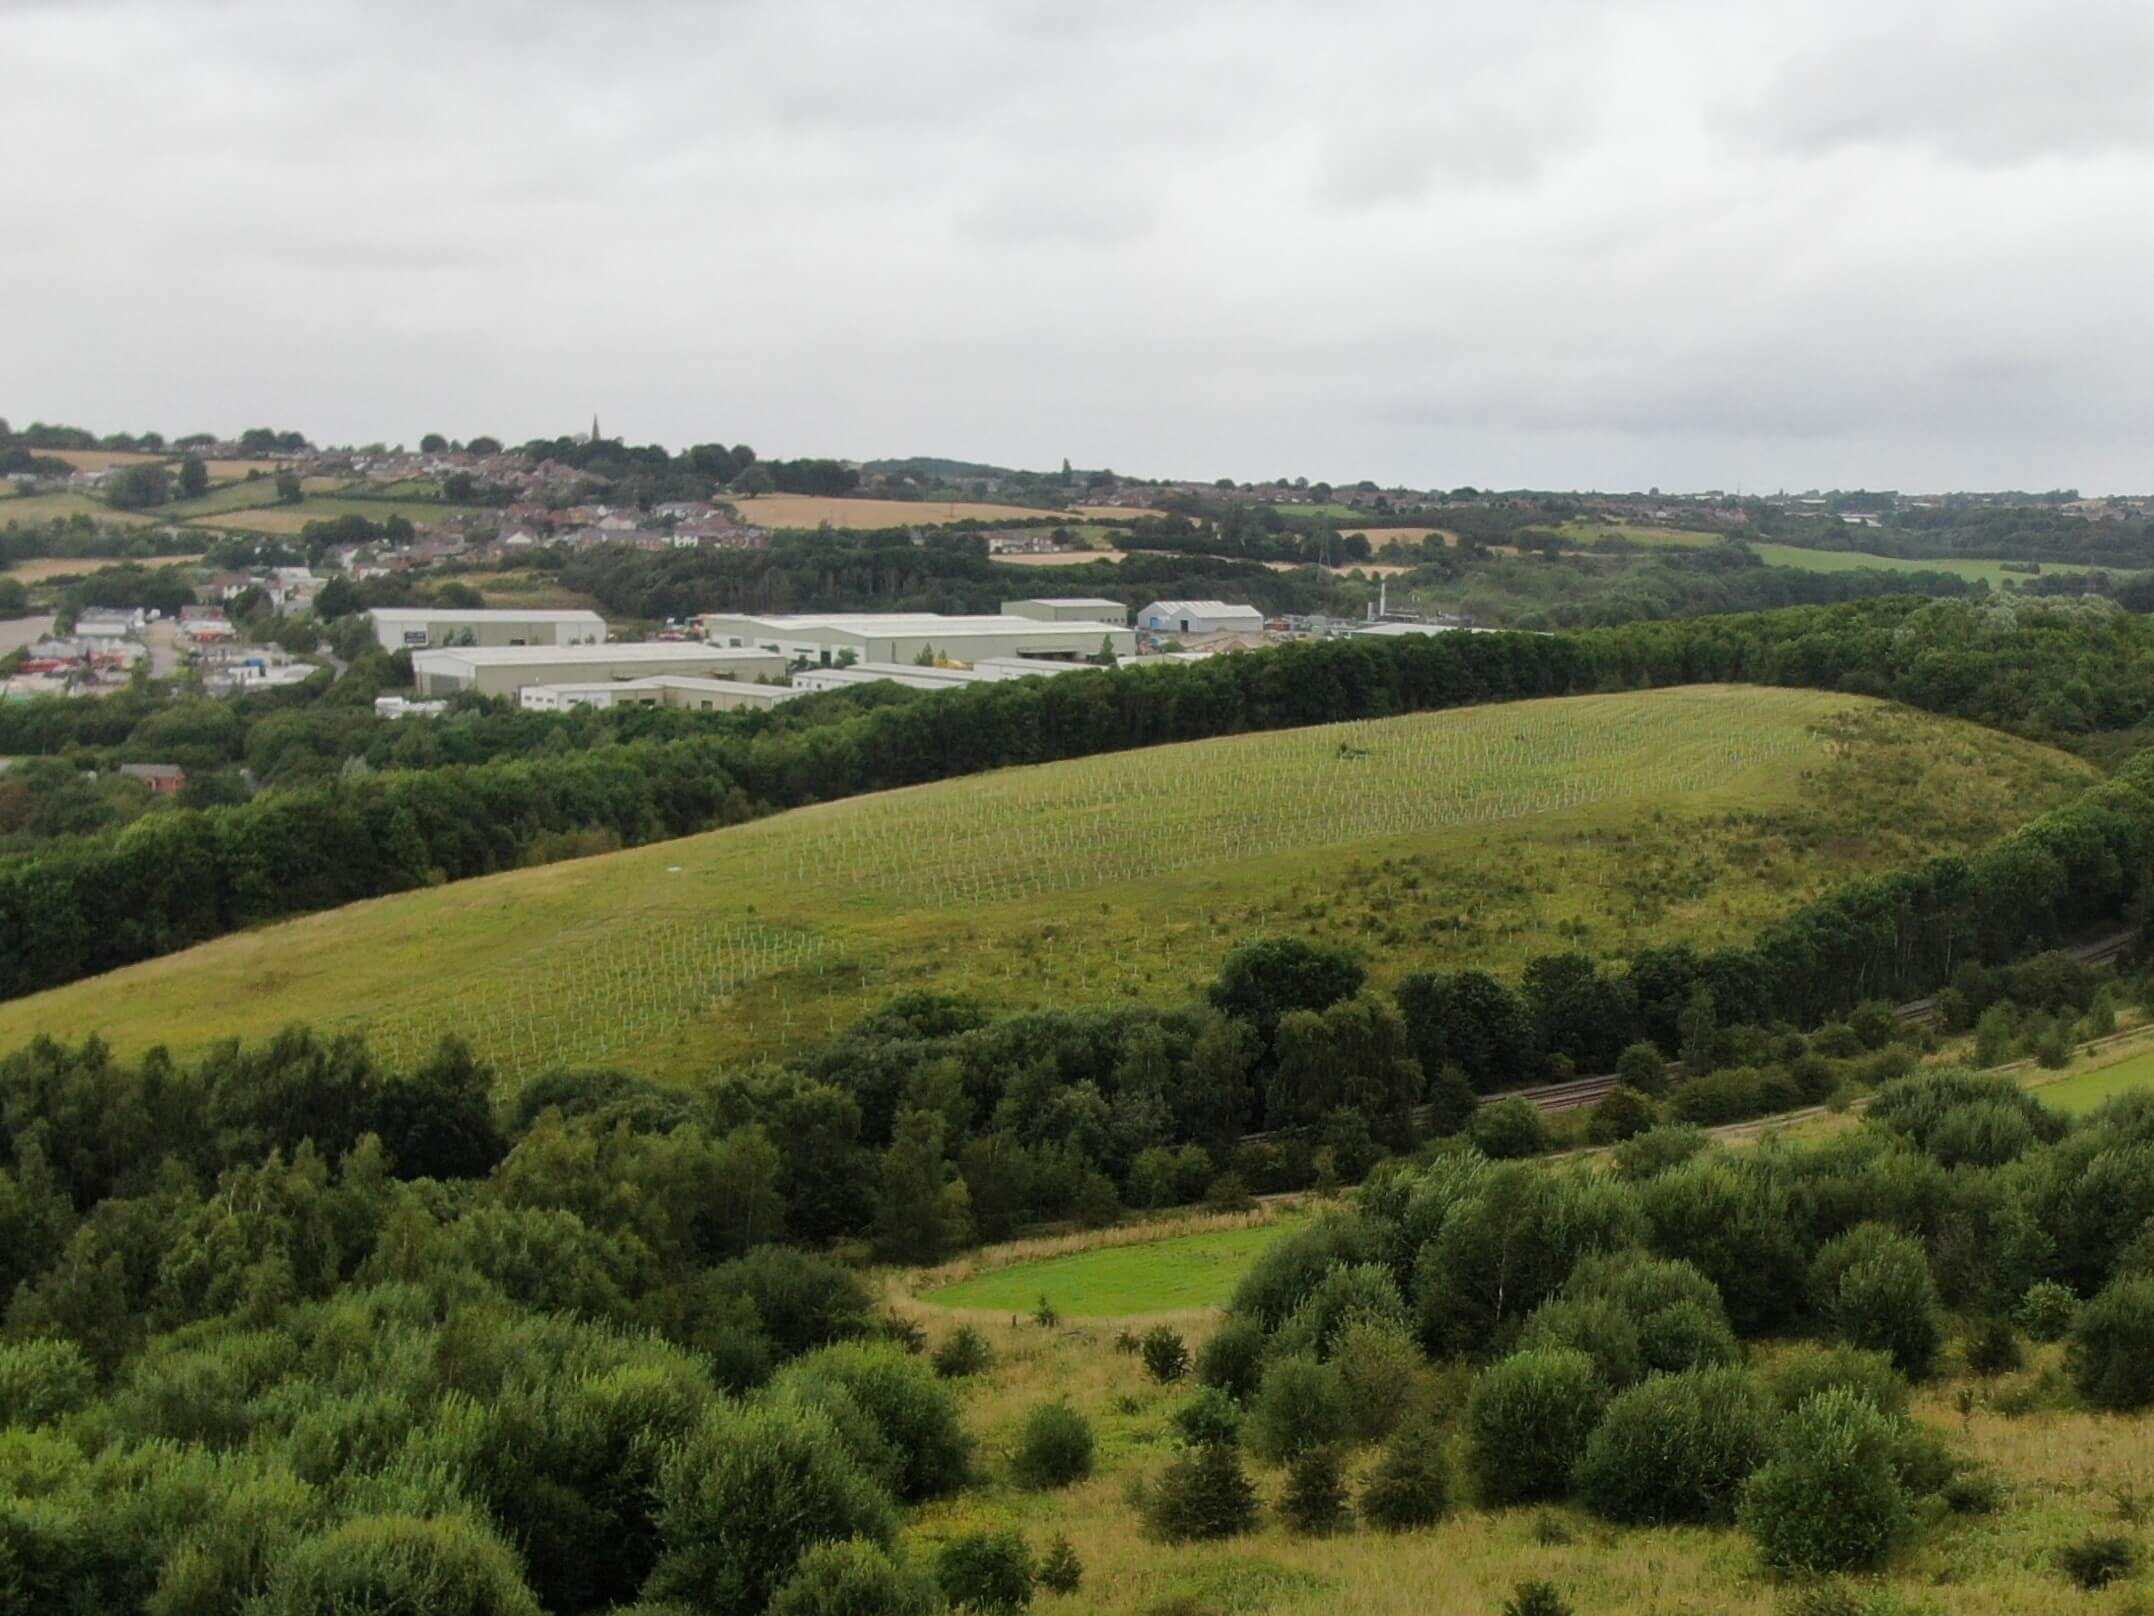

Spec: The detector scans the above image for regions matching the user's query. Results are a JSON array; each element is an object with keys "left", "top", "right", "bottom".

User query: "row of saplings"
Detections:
[{"left": 985, "top": 1225, "right": 2154, "bottom": 1600}]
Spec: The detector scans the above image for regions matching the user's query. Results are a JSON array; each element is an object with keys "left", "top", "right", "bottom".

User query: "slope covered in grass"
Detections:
[{"left": 0, "top": 686, "right": 2094, "bottom": 1079}]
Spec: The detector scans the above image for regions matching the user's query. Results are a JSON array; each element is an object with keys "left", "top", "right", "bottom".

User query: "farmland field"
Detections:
[
  {"left": 1073, "top": 504, "right": 1171, "bottom": 520},
  {"left": 1, "top": 553, "right": 203, "bottom": 583},
  {"left": 727, "top": 494, "right": 1076, "bottom": 529},
  {"left": 993, "top": 548, "right": 1125, "bottom": 566},
  {"left": 189, "top": 495, "right": 482, "bottom": 534},
  {"left": 34, "top": 447, "right": 168, "bottom": 472},
  {"left": 429, "top": 569, "right": 608, "bottom": 612},
  {"left": 164, "top": 478, "right": 291, "bottom": 519},
  {"left": 919, "top": 1213, "right": 1307, "bottom": 1318},
  {"left": 0, "top": 491, "right": 156, "bottom": 527},
  {"left": 0, "top": 685, "right": 2093, "bottom": 1082},
  {"left": 1748, "top": 541, "right": 2094, "bottom": 585},
  {"left": 1557, "top": 520, "right": 1720, "bottom": 548}
]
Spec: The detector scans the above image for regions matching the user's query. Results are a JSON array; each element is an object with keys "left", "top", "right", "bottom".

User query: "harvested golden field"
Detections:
[
  {"left": 0, "top": 492, "right": 156, "bottom": 527},
  {"left": 201, "top": 458, "right": 282, "bottom": 480},
  {"left": 1344, "top": 527, "right": 1460, "bottom": 546},
  {"left": 33, "top": 448, "right": 168, "bottom": 472},
  {"left": 993, "top": 548, "right": 1125, "bottom": 566},
  {"left": 1074, "top": 504, "right": 1172, "bottom": 519},
  {"left": 1, "top": 553, "right": 203, "bottom": 582},
  {"left": 727, "top": 494, "right": 1077, "bottom": 530}
]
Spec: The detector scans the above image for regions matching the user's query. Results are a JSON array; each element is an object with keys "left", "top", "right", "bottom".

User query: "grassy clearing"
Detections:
[
  {"left": 429, "top": 570, "right": 607, "bottom": 612},
  {"left": 918, "top": 1212, "right": 1308, "bottom": 1318},
  {"left": 902, "top": 1311, "right": 2154, "bottom": 1616},
  {"left": 1274, "top": 502, "right": 1366, "bottom": 520},
  {"left": 165, "top": 478, "right": 289, "bottom": 519},
  {"left": 1557, "top": 520, "right": 1720, "bottom": 548},
  {"left": 1748, "top": 542, "right": 2093, "bottom": 586},
  {"left": 727, "top": 494, "right": 1075, "bottom": 530},
  {"left": 0, "top": 492, "right": 156, "bottom": 527},
  {"left": 201, "top": 458, "right": 281, "bottom": 481},
  {"left": 2032, "top": 1046, "right": 2154, "bottom": 1114},
  {"left": 189, "top": 496, "right": 483, "bottom": 534},
  {"left": 0, "top": 686, "right": 2093, "bottom": 1084}
]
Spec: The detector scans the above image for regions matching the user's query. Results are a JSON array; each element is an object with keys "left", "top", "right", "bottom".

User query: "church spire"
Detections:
[{"left": 590, "top": 412, "right": 601, "bottom": 445}]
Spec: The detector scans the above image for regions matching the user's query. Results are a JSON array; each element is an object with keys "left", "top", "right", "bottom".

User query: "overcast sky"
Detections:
[{"left": 7, "top": 0, "right": 2153, "bottom": 492}]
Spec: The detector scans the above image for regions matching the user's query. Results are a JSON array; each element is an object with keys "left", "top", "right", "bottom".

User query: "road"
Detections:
[
  {"left": 144, "top": 619, "right": 181, "bottom": 679},
  {"left": 0, "top": 615, "right": 54, "bottom": 655}
]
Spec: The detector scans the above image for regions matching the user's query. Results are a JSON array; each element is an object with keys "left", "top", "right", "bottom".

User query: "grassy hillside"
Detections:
[
  {"left": 1748, "top": 541, "right": 2094, "bottom": 586},
  {"left": 728, "top": 493, "right": 1076, "bottom": 529},
  {"left": 0, "top": 686, "right": 2095, "bottom": 1079}
]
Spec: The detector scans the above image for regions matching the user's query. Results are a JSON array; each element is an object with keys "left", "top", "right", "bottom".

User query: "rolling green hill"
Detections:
[{"left": 0, "top": 686, "right": 2094, "bottom": 1079}]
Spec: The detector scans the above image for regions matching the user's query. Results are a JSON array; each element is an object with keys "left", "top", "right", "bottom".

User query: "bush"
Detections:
[
  {"left": 0, "top": 1338, "right": 97, "bottom": 1427},
  {"left": 1171, "top": 1386, "right": 1244, "bottom": 1448},
  {"left": 932, "top": 1326, "right": 993, "bottom": 1379},
  {"left": 772, "top": 1342, "right": 972, "bottom": 1501},
  {"left": 1037, "top": 1534, "right": 1083, "bottom": 1595},
  {"left": 1471, "top": 1097, "right": 1553, "bottom": 1160},
  {"left": 1964, "top": 1316, "right": 2024, "bottom": 1378},
  {"left": 1247, "top": 1355, "right": 1351, "bottom": 1462},
  {"left": 1942, "top": 1472, "right": 2005, "bottom": 1516},
  {"left": 2057, "top": 1531, "right": 2140, "bottom": 1590},
  {"left": 1332, "top": 1317, "right": 1425, "bottom": 1441},
  {"left": 1272, "top": 1262, "right": 1411, "bottom": 1360},
  {"left": 1012, "top": 1402, "right": 1095, "bottom": 1489},
  {"left": 1763, "top": 1345, "right": 1910, "bottom": 1420},
  {"left": 251, "top": 1513, "right": 539, "bottom": 1616},
  {"left": 646, "top": 1403, "right": 899, "bottom": 1614},
  {"left": 1279, "top": 1446, "right": 1351, "bottom": 1536},
  {"left": 1195, "top": 1316, "right": 1267, "bottom": 1402},
  {"left": 1359, "top": 1410, "right": 1451, "bottom": 1530},
  {"left": 2019, "top": 1279, "right": 2079, "bottom": 1341},
  {"left": 1141, "top": 1327, "right": 1190, "bottom": 1384},
  {"left": 1143, "top": 1442, "right": 1260, "bottom": 1542},
  {"left": 936, "top": 1529, "right": 1034, "bottom": 1612},
  {"left": 1520, "top": 1297, "right": 1644, "bottom": 1391},
  {"left": 1809, "top": 1224, "right": 1942, "bottom": 1378},
  {"left": 1502, "top": 1581, "right": 1574, "bottom": 1616},
  {"left": 1588, "top": 1085, "right": 1659, "bottom": 1144},
  {"left": 2068, "top": 1276, "right": 2154, "bottom": 1411},
  {"left": 1464, "top": 1348, "right": 1606, "bottom": 1507},
  {"left": 1611, "top": 1124, "right": 1708, "bottom": 1181},
  {"left": 1738, "top": 1390, "right": 1913, "bottom": 1574},
  {"left": 768, "top": 1538, "right": 941, "bottom": 1616},
  {"left": 1574, "top": 1366, "right": 1773, "bottom": 1524},
  {"left": 1615, "top": 1042, "right": 1669, "bottom": 1096},
  {"left": 1635, "top": 1299, "right": 1742, "bottom": 1375},
  {"left": 1228, "top": 1214, "right": 1381, "bottom": 1329}
]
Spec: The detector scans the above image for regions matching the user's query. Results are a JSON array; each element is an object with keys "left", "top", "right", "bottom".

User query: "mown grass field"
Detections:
[
  {"left": 188, "top": 495, "right": 483, "bottom": 534},
  {"left": 0, "top": 491, "right": 156, "bottom": 527},
  {"left": 429, "top": 570, "right": 608, "bottom": 613},
  {"left": 0, "top": 687, "right": 2094, "bottom": 1080},
  {"left": 2033, "top": 1046, "right": 2154, "bottom": 1114},
  {"left": 164, "top": 477, "right": 296, "bottom": 519},
  {"left": 1556, "top": 520, "right": 1721, "bottom": 548},
  {"left": 728, "top": 494, "right": 1076, "bottom": 530},
  {"left": 919, "top": 1213, "right": 1308, "bottom": 1319},
  {"left": 889, "top": 1302, "right": 2154, "bottom": 1616},
  {"left": 1748, "top": 542, "right": 2094, "bottom": 586}
]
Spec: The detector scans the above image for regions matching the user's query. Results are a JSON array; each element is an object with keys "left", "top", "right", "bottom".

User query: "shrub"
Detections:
[
  {"left": 2018, "top": 1279, "right": 2078, "bottom": 1341},
  {"left": 251, "top": 1513, "right": 539, "bottom": 1616},
  {"left": 1272, "top": 1262, "right": 1411, "bottom": 1360},
  {"left": 1809, "top": 1224, "right": 1942, "bottom": 1378},
  {"left": 1615, "top": 1042, "right": 1669, "bottom": 1096},
  {"left": 772, "top": 1342, "right": 972, "bottom": 1501},
  {"left": 1333, "top": 1317, "right": 1425, "bottom": 1441},
  {"left": 768, "top": 1538, "right": 941, "bottom": 1616},
  {"left": 936, "top": 1530, "right": 1034, "bottom": 1612},
  {"left": 1520, "top": 1297, "right": 1644, "bottom": 1391},
  {"left": 1012, "top": 1403, "right": 1095, "bottom": 1489},
  {"left": 1589, "top": 1085, "right": 1659, "bottom": 1144},
  {"left": 932, "top": 1326, "right": 993, "bottom": 1379},
  {"left": 1965, "top": 1316, "right": 2024, "bottom": 1378},
  {"left": 1472, "top": 1097, "right": 1553, "bottom": 1160},
  {"left": 1763, "top": 1345, "right": 1910, "bottom": 1420},
  {"left": 1943, "top": 1472, "right": 2005, "bottom": 1515},
  {"left": 2068, "top": 1276, "right": 2154, "bottom": 1411},
  {"left": 1739, "top": 1390, "right": 1913, "bottom": 1574},
  {"left": 1171, "top": 1386, "right": 1243, "bottom": 1448},
  {"left": 1141, "top": 1327, "right": 1191, "bottom": 1384},
  {"left": 1036, "top": 1534, "right": 1083, "bottom": 1595},
  {"left": 1574, "top": 1366, "right": 1773, "bottom": 1525},
  {"left": 1228, "top": 1214, "right": 1381, "bottom": 1329},
  {"left": 1248, "top": 1355, "right": 1351, "bottom": 1462},
  {"left": 1464, "top": 1348, "right": 1606, "bottom": 1507},
  {"left": 1636, "top": 1299, "right": 1742, "bottom": 1375},
  {"left": 1502, "top": 1581, "right": 1574, "bottom": 1616},
  {"left": 1033, "top": 1297, "right": 1059, "bottom": 1328},
  {"left": 1143, "top": 1442, "right": 1260, "bottom": 1542},
  {"left": 1359, "top": 1410, "right": 1451, "bottom": 1530},
  {"left": 2057, "top": 1531, "right": 2140, "bottom": 1590},
  {"left": 1611, "top": 1124, "right": 1708, "bottom": 1181},
  {"left": 1195, "top": 1316, "right": 1267, "bottom": 1402},
  {"left": 1279, "top": 1446, "right": 1351, "bottom": 1535},
  {"left": 0, "top": 1338, "right": 97, "bottom": 1427}
]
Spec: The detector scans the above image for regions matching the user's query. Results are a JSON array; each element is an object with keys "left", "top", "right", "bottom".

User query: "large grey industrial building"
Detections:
[
  {"left": 366, "top": 607, "right": 606, "bottom": 651},
  {"left": 1001, "top": 597, "right": 1130, "bottom": 627},
  {"left": 789, "top": 659, "right": 1087, "bottom": 695},
  {"left": 518, "top": 676, "right": 805, "bottom": 713},
  {"left": 410, "top": 642, "right": 789, "bottom": 698},
  {"left": 700, "top": 612, "right": 1135, "bottom": 665}
]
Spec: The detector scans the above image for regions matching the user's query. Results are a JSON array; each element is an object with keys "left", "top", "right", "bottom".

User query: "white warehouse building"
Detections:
[
  {"left": 519, "top": 676, "right": 804, "bottom": 713},
  {"left": 700, "top": 612, "right": 1134, "bottom": 666},
  {"left": 789, "top": 659, "right": 1088, "bottom": 695},
  {"left": 366, "top": 607, "right": 606, "bottom": 651},
  {"left": 1137, "top": 600, "right": 1266, "bottom": 636},
  {"left": 410, "top": 641, "right": 789, "bottom": 698},
  {"left": 1001, "top": 597, "right": 1130, "bottom": 627}
]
